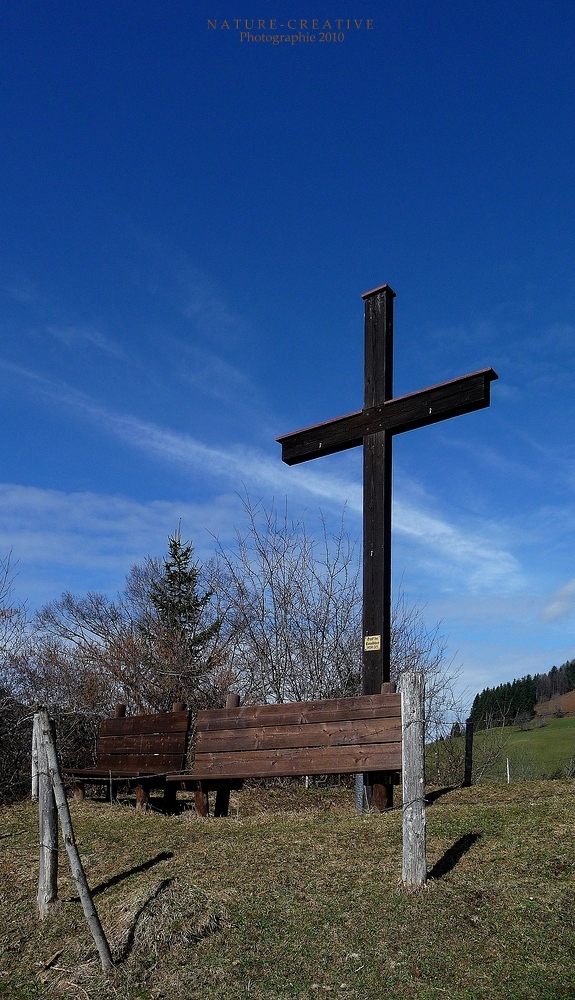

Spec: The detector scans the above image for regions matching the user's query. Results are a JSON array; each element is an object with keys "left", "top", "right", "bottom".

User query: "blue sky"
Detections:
[{"left": 1, "top": 1, "right": 575, "bottom": 706}]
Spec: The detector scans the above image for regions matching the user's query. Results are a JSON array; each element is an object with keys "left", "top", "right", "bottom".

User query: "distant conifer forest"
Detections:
[{"left": 470, "top": 659, "right": 575, "bottom": 728}]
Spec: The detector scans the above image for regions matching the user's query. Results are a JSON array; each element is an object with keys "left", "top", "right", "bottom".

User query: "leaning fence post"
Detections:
[
  {"left": 36, "top": 710, "right": 58, "bottom": 918},
  {"left": 37, "top": 708, "right": 114, "bottom": 971},
  {"left": 401, "top": 672, "right": 426, "bottom": 886}
]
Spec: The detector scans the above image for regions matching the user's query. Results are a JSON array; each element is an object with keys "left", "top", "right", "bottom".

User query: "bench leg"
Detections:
[
  {"left": 214, "top": 783, "right": 231, "bottom": 817},
  {"left": 135, "top": 784, "right": 149, "bottom": 812},
  {"left": 372, "top": 781, "right": 392, "bottom": 811},
  {"left": 370, "top": 771, "right": 399, "bottom": 811},
  {"left": 163, "top": 783, "right": 178, "bottom": 813},
  {"left": 195, "top": 785, "right": 209, "bottom": 818},
  {"left": 73, "top": 781, "right": 85, "bottom": 802}
]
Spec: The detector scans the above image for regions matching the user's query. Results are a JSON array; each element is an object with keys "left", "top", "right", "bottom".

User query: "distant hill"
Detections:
[{"left": 470, "top": 657, "right": 575, "bottom": 727}]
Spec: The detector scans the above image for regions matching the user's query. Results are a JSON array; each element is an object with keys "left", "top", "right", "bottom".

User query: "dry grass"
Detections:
[
  {"left": 534, "top": 690, "right": 575, "bottom": 718},
  {"left": 1, "top": 781, "right": 574, "bottom": 999}
]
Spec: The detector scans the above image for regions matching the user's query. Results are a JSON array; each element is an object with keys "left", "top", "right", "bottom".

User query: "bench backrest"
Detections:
[
  {"left": 96, "top": 709, "right": 191, "bottom": 775},
  {"left": 193, "top": 693, "right": 401, "bottom": 779}
]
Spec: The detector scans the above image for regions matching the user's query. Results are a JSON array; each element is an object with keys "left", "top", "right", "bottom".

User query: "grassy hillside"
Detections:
[
  {"left": 427, "top": 716, "right": 575, "bottom": 786},
  {"left": 1, "top": 781, "right": 575, "bottom": 1000},
  {"left": 482, "top": 717, "right": 575, "bottom": 781}
]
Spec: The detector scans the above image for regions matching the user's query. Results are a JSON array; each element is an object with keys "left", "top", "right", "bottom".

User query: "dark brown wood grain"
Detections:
[
  {"left": 97, "top": 732, "right": 187, "bottom": 755},
  {"left": 277, "top": 368, "right": 498, "bottom": 465},
  {"left": 371, "top": 782, "right": 392, "bottom": 810},
  {"left": 167, "top": 692, "right": 402, "bottom": 786},
  {"left": 66, "top": 692, "right": 403, "bottom": 801},
  {"left": 100, "top": 710, "right": 190, "bottom": 736},
  {"left": 197, "top": 693, "right": 401, "bottom": 731},
  {"left": 195, "top": 786, "right": 209, "bottom": 817},
  {"left": 363, "top": 426, "right": 391, "bottom": 689},
  {"left": 192, "top": 743, "right": 402, "bottom": 779},
  {"left": 94, "top": 752, "right": 185, "bottom": 772},
  {"left": 276, "top": 284, "right": 497, "bottom": 719},
  {"left": 362, "top": 287, "right": 394, "bottom": 690},
  {"left": 195, "top": 717, "right": 402, "bottom": 754},
  {"left": 64, "top": 709, "right": 191, "bottom": 788}
]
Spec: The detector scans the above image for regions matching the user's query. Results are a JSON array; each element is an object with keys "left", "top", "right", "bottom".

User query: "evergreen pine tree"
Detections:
[
  {"left": 148, "top": 532, "right": 220, "bottom": 654},
  {"left": 141, "top": 530, "right": 222, "bottom": 710}
]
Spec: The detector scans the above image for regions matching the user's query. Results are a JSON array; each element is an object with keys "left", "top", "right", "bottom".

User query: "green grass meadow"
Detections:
[
  {"left": 1, "top": 780, "right": 574, "bottom": 1000},
  {"left": 483, "top": 717, "right": 575, "bottom": 780},
  {"left": 427, "top": 716, "right": 575, "bottom": 786}
]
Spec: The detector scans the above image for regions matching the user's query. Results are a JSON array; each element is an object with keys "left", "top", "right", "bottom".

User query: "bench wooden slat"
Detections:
[
  {"left": 93, "top": 752, "right": 185, "bottom": 772},
  {"left": 195, "top": 717, "right": 401, "bottom": 754},
  {"left": 100, "top": 711, "right": 190, "bottom": 737},
  {"left": 63, "top": 767, "right": 164, "bottom": 779},
  {"left": 97, "top": 732, "right": 188, "bottom": 755},
  {"left": 192, "top": 743, "right": 402, "bottom": 779},
  {"left": 197, "top": 694, "right": 401, "bottom": 732}
]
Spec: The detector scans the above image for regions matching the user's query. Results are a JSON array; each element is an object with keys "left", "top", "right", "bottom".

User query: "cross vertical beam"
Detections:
[
  {"left": 362, "top": 284, "right": 395, "bottom": 694},
  {"left": 276, "top": 284, "right": 497, "bottom": 810},
  {"left": 276, "top": 285, "right": 497, "bottom": 805}
]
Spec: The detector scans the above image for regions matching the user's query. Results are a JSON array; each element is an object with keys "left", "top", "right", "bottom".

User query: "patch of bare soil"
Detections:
[{"left": 534, "top": 688, "right": 575, "bottom": 717}]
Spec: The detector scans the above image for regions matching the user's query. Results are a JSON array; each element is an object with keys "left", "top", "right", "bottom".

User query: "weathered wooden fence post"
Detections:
[
  {"left": 31, "top": 713, "right": 39, "bottom": 801},
  {"left": 354, "top": 773, "right": 364, "bottom": 812},
  {"left": 401, "top": 672, "right": 426, "bottom": 886},
  {"left": 37, "top": 708, "right": 114, "bottom": 971},
  {"left": 463, "top": 717, "right": 474, "bottom": 787},
  {"left": 36, "top": 711, "right": 58, "bottom": 918}
]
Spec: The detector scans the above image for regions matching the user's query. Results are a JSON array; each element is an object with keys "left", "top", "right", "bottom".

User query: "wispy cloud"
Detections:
[
  {"left": 393, "top": 500, "right": 523, "bottom": 593},
  {"left": 176, "top": 346, "right": 262, "bottom": 410},
  {"left": 0, "top": 361, "right": 525, "bottom": 598},
  {"left": 47, "top": 325, "right": 126, "bottom": 359},
  {"left": 0, "top": 482, "right": 242, "bottom": 605},
  {"left": 433, "top": 431, "right": 540, "bottom": 483},
  {"left": 542, "top": 579, "right": 575, "bottom": 622},
  {"left": 2, "top": 277, "right": 40, "bottom": 306},
  {"left": 87, "top": 404, "right": 524, "bottom": 595},
  {"left": 182, "top": 275, "right": 247, "bottom": 344},
  {"left": 93, "top": 402, "right": 366, "bottom": 508}
]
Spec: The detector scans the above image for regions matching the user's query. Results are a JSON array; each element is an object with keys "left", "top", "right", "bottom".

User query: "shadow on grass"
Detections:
[
  {"left": 115, "top": 876, "right": 174, "bottom": 963},
  {"left": 113, "top": 878, "right": 225, "bottom": 964},
  {"left": 425, "top": 786, "right": 456, "bottom": 805},
  {"left": 428, "top": 833, "right": 482, "bottom": 879},
  {"left": 67, "top": 850, "right": 175, "bottom": 901}
]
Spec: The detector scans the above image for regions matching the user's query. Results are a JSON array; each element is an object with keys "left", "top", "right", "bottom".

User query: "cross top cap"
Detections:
[{"left": 361, "top": 283, "right": 396, "bottom": 300}]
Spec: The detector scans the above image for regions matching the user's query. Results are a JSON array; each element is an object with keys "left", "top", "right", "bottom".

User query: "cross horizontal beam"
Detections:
[{"left": 277, "top": 367, "right": 498, "bottom": 466}]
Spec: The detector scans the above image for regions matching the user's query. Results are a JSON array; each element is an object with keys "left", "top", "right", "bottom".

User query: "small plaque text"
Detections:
[{"left": 364, "top": 634, "right": 381, "bottom": 651}]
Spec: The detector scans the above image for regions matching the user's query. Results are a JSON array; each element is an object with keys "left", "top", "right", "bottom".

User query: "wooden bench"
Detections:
[
  {"left": 63, "top": 703, "right": 191, "bottom": 810},
  {"left": 166, "top": 686, "right": 402, "bottom": 816}
]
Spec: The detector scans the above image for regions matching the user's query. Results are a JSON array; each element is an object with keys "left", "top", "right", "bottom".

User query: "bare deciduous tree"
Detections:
[
  {"left": 210, "top": 499, "right": 361, "bottom": 704},
  {"left": 28, "top": 537, "right": 228, "bottom": 715},
  {"left": 209, "top": 497, "right": 461, "bottom": 728},
  {"left": 390, "top": 589, "right": 460, "bottom": 743},
  {"left": 0, "top": 551, "right": 34, "bottom": 803}
]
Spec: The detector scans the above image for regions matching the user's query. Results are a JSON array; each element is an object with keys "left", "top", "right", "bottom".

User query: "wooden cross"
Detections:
[{"left": 277, "top": 284, "right": 498, "bottom": 696}]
